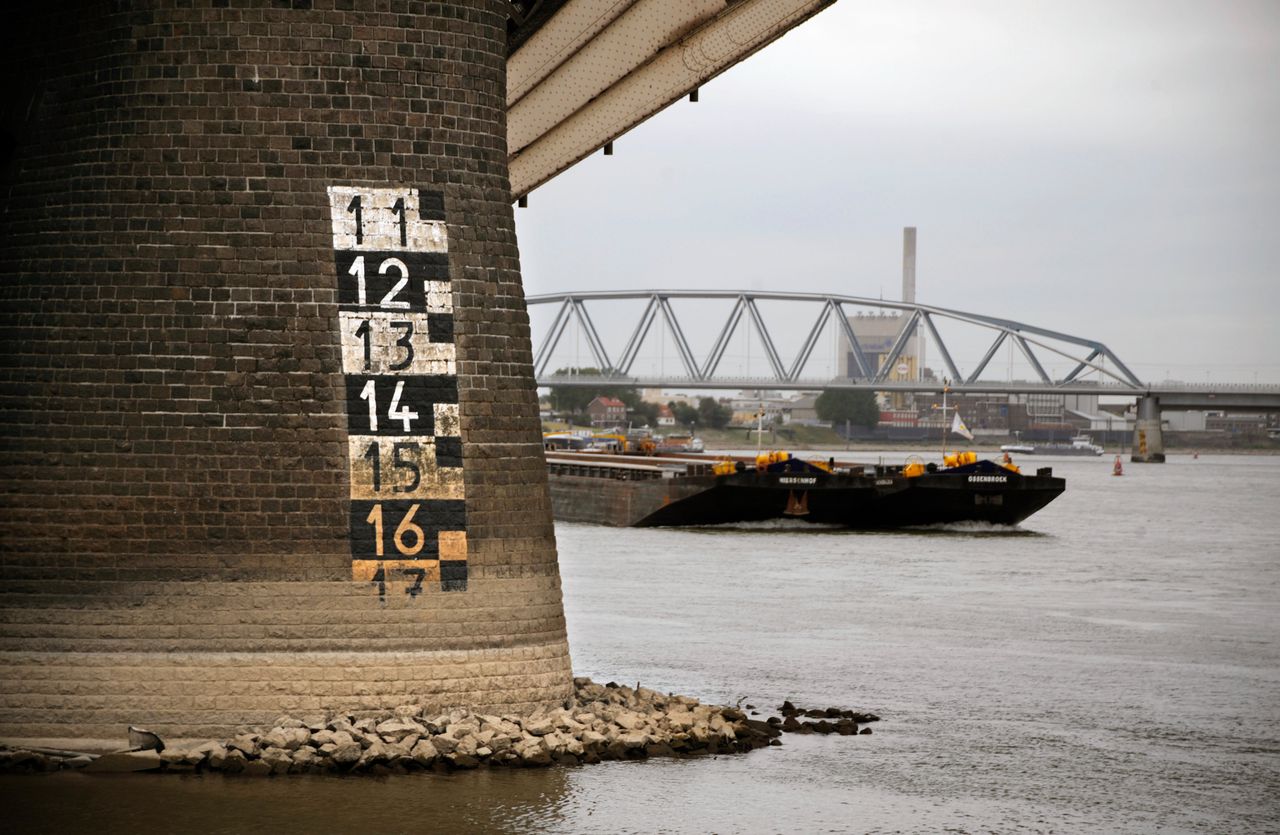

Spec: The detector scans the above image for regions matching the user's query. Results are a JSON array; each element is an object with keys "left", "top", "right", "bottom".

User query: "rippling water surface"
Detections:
[{"left": 5, "top": 452, "right": 1279, "bottom": 833}]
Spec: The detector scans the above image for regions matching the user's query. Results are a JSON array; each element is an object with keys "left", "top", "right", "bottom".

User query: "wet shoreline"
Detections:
[{"left": 0, "top": 680, "right": 877, "bottom": 777}]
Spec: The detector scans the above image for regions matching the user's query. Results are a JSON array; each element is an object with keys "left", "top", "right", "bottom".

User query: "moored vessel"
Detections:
[
  {"left": 655, "top": 432, "right": 704, "bottom": 453},
  {"left": 545, "top": 450, "right": 1064, "bottom": 528},
  {"left": 1000, "top": 433, "right": 1104, "bottom": 456}
]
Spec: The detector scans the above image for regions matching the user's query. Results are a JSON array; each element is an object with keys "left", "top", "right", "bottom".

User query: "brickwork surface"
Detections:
[{"left": 0, "top": 0, "right": 571, "bottom": 739}]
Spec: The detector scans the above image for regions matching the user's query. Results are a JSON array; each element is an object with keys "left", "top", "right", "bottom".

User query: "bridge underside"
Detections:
[
  {"left": 506, "top": 0, "right": 837, "bottom": 199},
  {"left": 1152, "top": 391, "right": 1280, "bottom": 411}
]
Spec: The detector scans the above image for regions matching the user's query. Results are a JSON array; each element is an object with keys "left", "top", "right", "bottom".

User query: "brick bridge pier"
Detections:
[{"left": 0, "top": 1, "right": 572, "bottom": 741}]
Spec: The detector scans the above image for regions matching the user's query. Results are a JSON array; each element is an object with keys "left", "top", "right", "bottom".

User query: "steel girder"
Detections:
[
  {"left": 506, "top": 0, "right": 839, "bottom": 198},
  {"left": 527, "top": 289, "right": 1147, "bottom": 390}
]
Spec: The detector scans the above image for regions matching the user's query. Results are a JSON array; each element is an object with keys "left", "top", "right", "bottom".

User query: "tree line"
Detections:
[
  {"left": 545, "top": 369, "right": 732, "bottom": 428},
  {"left": 545, "top": 368, "right": 879, "bottom": 431}
]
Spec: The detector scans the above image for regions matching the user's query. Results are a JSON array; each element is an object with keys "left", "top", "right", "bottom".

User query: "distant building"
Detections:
[
  {"left": 880, "top": 409, "right": 919, "bottom": 428},
  {"left": 641, "top": 388, "right": 698, "bottom": 407},
  {"left": 905, "top": 391, "right": 1106, "bottom": 437},
  {"left": 725, "top": 390, "right": 823, "bottom": 426},
  {"left": 839, "top": 311, "right": 921, "bottom": 383},
  {"left": 785, "top": 392, "right": 820, "bottom": 424},
  {"left": 656, "top": 404, "right": 676, "bottom": 427},
  {"left": 1164, "top": 411, "right": 1206, "bottom": 432},
  {"left": 728, "top": 391, "right": 784, "bottom": 427},
  {"left": 839, "top": 229, "right": 923, "bottom": 411},
  {"left": 586, "top": 396, "right": 626, "bottom": 428},
  {"left": 1206, "top": 412, "right": 1270, "bottom": 436}
]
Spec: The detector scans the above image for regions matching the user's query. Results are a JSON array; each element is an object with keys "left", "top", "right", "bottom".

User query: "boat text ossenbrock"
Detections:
[{"left": 545, "top": 451, "right": 1065, "bottom": 528}]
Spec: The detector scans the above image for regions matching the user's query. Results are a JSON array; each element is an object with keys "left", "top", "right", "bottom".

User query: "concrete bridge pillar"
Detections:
[
  {"left": 0, "top": 1, "right": 572, "bottom": 741},
  {"left": 1131, "top": 396, "right": 1166, "bottom": 463}
]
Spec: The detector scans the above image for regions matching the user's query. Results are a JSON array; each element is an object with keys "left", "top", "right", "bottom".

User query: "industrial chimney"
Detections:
[{"left": 902, "top": 226, "right": 917, "bottom": 304}]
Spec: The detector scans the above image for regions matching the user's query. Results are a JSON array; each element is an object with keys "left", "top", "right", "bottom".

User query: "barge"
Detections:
[
  {"left": 1001, "top": 433, "right": 1104, "bottom": 457},
  {"left": 546, "top": 451, "right": 1065, "bottom": 528}
]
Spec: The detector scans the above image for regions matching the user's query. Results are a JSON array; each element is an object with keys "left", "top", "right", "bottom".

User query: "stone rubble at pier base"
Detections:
[{"left": 0, "top": 678, "right": 878, "bottom": 775}]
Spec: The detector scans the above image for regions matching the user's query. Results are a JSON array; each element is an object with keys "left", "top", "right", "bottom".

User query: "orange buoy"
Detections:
[{"left": 1113, "top": 455, "right": 1123, "bottom": 477}]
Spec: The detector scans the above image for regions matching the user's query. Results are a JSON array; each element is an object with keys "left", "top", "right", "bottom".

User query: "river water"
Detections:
[{"left": 4, "top": 452, "right": 1278, "bottom": 833}]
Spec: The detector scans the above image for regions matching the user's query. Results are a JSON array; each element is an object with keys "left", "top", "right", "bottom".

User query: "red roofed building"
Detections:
[{"left": 587, "top": 396, "right": 627, "bottom": 428}]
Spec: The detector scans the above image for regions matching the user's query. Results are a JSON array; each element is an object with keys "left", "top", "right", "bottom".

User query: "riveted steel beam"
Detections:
[
  {"left": 534, "top": 297, "right": 574, "bottom": 377},
  {"left": 700, "top": 296, "right": 747, "bottom": 379},
  {"left": 657, "top": 296, "right": 700, "bottom": 378},
  {"left": 1013, "top": 334, "right": 1051, "bottom": 384},
  {"left": 831, "top": 302, "right": 873, "bottom": 380},
  {"left": 966, "top": 331, "right": 1008, "bottom": 384},
  {"left": 571, "top": 299, "right": 613, "bottom": 372},
  {"left": 616, "top": 295, "right": 659, "bottom": 374},
  {"left": 744, "top": 297, "right": 787, "bottom": 381},
  {"left": 508, "top": 0, "right": 723, "bottom": 156},
  {"left": 786, "top": 301, "right": 834, "bottom": 382},
  {"left": 1061, "top": 348, "right": 1100, "bottom": 384},
  {"left": 508, "top": 0, "right": 838, "bottom": 197},
  {"left": 508, "top": 1, "right": 641, "bottom": 107},
  {"left": 920, "top": 312, "right": 961, "bottom": 383}
]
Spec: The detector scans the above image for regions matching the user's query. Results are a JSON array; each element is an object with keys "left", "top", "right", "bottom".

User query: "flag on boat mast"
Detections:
[{"left": 951, "top": 411, "right": 974, "bottom": 441}]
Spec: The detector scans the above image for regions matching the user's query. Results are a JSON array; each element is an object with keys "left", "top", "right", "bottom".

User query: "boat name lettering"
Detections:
[
  {"left": 778, "top": 477, "right": 817, "bottom": 485},
  {"left": 968, "top": 475, "right": 1007, "bottom": 483},
  {"left": 875, "top": 479, "right": 894, "bottom": 486}
]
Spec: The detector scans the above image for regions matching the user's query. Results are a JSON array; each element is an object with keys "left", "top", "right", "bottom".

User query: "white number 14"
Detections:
[{"left": 359, "top": 380, "right": 419, "bottom": 432}]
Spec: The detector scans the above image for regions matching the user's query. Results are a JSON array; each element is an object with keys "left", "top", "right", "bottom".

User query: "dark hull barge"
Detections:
[{"left": 546, "top": 452, "right": 1064, "bottom": 528}]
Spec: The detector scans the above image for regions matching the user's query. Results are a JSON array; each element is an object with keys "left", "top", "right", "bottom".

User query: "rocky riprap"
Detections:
[
  {"left": 0, "top": 679, "right": 879, "bottom": 775},
  {"left": 769, "top": 700, "right": 879, "bottom": 736}
]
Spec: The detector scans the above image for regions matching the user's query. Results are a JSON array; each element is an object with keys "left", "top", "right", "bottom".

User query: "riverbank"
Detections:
[
  {"left": 698, "top": 427, "right": 1280, "bottom": 454},
  {"left": 0, "top": 680, "right": 877, "bottom": 776},
  {"left": 703, "top": 440, "right": 1280, "bottom": 455},
  {"left": 546, "top": 421, "right": 1279, "bottom": 454}
]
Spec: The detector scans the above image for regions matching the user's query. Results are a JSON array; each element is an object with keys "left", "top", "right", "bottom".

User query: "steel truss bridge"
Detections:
[
  {"left": 529, "top": 290, "right": 1150, "bottom": 395},
  {"left": 527, "top": 291, "right": 1280, "bottom": 408}
]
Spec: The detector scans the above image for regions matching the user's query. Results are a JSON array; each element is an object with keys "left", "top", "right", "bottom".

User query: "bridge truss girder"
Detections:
[
  {"left": 528, "top": 289, "right": 1146, "bottom": 391},
  {"left": 506, "top": 0, "right": 839, "bottom": 199}
]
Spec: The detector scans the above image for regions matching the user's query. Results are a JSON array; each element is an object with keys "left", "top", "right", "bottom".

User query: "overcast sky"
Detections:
[{"left": 514, "top": 0, "right": 1280, "bottom": 385}]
